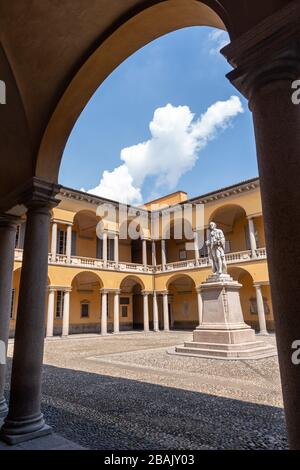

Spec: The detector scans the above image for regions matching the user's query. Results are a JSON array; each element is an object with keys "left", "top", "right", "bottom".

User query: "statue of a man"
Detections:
[{"left": 206, "top": 221, "right": 227, "bottom": 275}]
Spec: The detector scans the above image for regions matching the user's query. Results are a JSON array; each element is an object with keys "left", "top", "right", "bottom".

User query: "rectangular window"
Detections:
[
  {"left": 71, "top": 231, "right": 77, "bottom": 256},
  {"left": 120, "top": 297, "right": 130, "bottom": 305},
  {"left": 10, "top": 289, "right": 15, "bottom": 319},
  {"left": 108, "top": 238, "right": 115, "bottom": 261},
  {"left": 121, "top": 306, "right": 128, "bottom": 318},
  {"left": 81, "top": 302, "right": 90, "bottom": 318},
  {"left": 57, "top": 230, "right": 67, "bottom": 255},
  {"left": 179, "top": 249, "right": 187, "bottom": 260},
  {"left": 56, "top": 291, "right": 64, "bottom": 318},
  {"left": 96, "top": 237, "right": 103, "bottom": 259}
]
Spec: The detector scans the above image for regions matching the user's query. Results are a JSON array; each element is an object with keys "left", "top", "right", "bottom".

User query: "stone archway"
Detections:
[
  {"left": 120, "top": 275, "right": 146, "bottom": 331},
  {"left": 166, "top": 274, "right": 197, "bottom": 330},
  {"left": 70, "top": 271, "right": 103, "bottom": 335}
]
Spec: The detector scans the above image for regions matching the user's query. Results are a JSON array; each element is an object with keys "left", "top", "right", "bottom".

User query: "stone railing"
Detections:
[{"left": 15, "top": 247, "right": 267, "bottom": 274}]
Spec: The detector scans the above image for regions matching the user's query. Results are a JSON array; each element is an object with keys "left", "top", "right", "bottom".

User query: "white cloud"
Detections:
[
  {"left": 88, "top": 165, "right": 142, "bottom": 205},
  {"left": 88, "top": 97, "right": 243, "bottom": 205},
  {"left": 208, "top": 29, "right": 229, "bottom": 55}
]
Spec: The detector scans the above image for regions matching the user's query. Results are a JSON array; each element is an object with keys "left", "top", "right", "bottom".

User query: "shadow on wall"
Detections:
[{"left": 3, "top": 359, "right": 287, "bottom": 450}]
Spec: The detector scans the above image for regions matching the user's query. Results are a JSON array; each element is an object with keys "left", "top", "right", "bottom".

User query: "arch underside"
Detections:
[{"left": 0, "top": 0, "right": 289, "bottom": 201}]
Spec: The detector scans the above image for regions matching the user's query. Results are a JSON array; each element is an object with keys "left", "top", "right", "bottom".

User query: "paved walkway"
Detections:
[{"left": 5, "top": 331, "right": 287, "bottom": 450}]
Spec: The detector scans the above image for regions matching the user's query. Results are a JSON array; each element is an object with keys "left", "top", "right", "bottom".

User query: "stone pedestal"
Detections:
[{"left": 175, "top": 274, "right": 276, "bottom": 360}]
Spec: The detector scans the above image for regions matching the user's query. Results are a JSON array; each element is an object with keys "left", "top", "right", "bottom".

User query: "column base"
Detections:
[
  {"left": 0, "top": 398, "right": 8, "bottom": 417},
  {"left": 257, "top": 331, "right": 269, "bottom": 336},
  {"left": 0, "top": 414, "right": 52, "bottom": 445}
]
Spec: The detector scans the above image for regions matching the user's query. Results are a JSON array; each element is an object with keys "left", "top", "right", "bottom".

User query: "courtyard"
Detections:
[{"left": 6, "top": 332, "right": 287, "bottom": 450}]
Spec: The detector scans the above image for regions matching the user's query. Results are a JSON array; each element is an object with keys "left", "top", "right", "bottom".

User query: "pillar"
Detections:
[
  {"left": 142, "top": 291, "right": 149, "bottom": 332},
  {"left": 113, "top": 290, "right": 120, "bottom": 334},
  {"left": 152, "top": 240, "right": 156, "bottom": 267},
  {"left": 194, "top": 231, "right": 199, "bottom": 265},
  {"left": 248, "top": 217, "right": 257, "bottom": 257},
  {"left": 254, "top": 284, "right": 268, "bottom": 335},
  {"left": 50, "top": 220, "right": 57, "bottom": 262},
  {"left": 142, "top": 238, "right": 147, "bottom": 270},
  {"left": 162, "top": 292, "right": 169, "bottom": 331},
  {"left": 66, "top": 224, "right": 72, "bottom": 263},
  {"left": 196, "top": 288, "right": 203, "bottom": 326},
  {"left": 114, "top": 233, "right": 119, "bottom": 268},
  {"left": 0, "top": 216, "right": 18, "bottom": 417},
  {"left": 1, "top": 180, "right": 60, "bottom": 444},
  {"left": 101, "top": 290, "right": 108, "bottom": 335},
  {"left": 46, "top": 287, "right": 56, "bottom": 338},
  {"left": 161, "top": 239, "right": 166, "bottom": 271},
  {"left": 62, "top": 288, "right": 71, "bottom": 337},
  {"left": 102, "top": 232, "right": 107, "bottom": 268},
  {"left": 152, "top": 292, "right": 159, "bottom": 332},
  {"left": 222, "top": 12, "right": 300, "bottom": 448}
]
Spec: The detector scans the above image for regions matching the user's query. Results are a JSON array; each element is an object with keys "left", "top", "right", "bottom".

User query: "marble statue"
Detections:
[{"left": 206, "top": 221, "right": 227, "bottom": 275}]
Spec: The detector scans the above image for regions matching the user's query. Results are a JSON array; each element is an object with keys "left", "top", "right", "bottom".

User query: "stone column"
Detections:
[
  {"left": 1, "top": 179, "right": 60, "bottom": 444},
  {"left": 50, "top": 220, "right": 57, "bottom": 262},
  {"left": 101, "top": 290, "right": 108, "bottom": 335},
  {"left": 196, "top": 288, "right": 203, "bottom": 326},
  {"left": 113, "top": 290, "right": 120, "bottom": 334},
  {"left": 142, "top": 238, "right": 147, "bottom": 270},
  {"left": 62, "top": 288, "right": 71, "bottom": 337},
  {"left": 222, "top": 14, "right": 300, "bottom": 448},
  {"left": 247, "top": 217, "right": 257, "bottom": 257},
  {"left": 102, "top": 232, "right": 108, "bottom": 268},
  {"left": 0, "top": 216, "right": 18, "bottom": 417},
  {"left": 152, "top": 292, "right": 159, "bottom": 332},
  {"left": 114, "top": 233, "right": 119, "bottom": 268},
  {"left": 254, "top": 284, "right": 268, "bottom": 335},
  {"left": 194, "top": 231, "right": 199, "bottom": 265},
  {"left": 46, "top": 287, "right": 56, "bottom": 338},
  {"left": 66, "top": 224, "right": 72, "bottom": 263},
  {"left": 161, "top": 239, "right": 166, "bottom": 271},
  {"left": 162, "top": 292, "right": 169, "bottom": 331},
  {"left": 151, "top": 240, "right": 156, "bottom": 267},
  {"left": 142, "top": 291, "right": 149, "bottom": 332}
]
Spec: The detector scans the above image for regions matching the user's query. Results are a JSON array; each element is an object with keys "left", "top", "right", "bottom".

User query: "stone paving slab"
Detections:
[{"left": 5, "top": 332, "right": 287, "bottom": 450}]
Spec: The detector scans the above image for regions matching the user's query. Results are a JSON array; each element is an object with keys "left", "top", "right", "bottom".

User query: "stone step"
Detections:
[
  {"left": 183, "top": 340, "right": 266, "bottom": 351},
  {"left": 174, "top": 344, "right": 277, "bottom": 360}
]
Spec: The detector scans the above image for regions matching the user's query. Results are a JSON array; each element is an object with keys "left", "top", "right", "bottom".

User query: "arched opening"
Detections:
[
  {"left": 163, "top": 218, "right": 195, "bottom": 265},
  {"left": 73, "top": 210, "right": 101, "bottom": 260},
  {"left": 35, "top": 3, "right": 227, "bottom": 184},
  {"left": 228, "top": 267, "right": 273, "bottom": 332},
  {"left": 167, "top": 274, "right": 197, "bottom": 330},
  {"left": 69, "top": 271, "right": 103, "bottom": 335},
  {"left": 119, "top": 276, "right": 146, "bottom": 331},
  {"left": 119, "top": 219, "right": 150, "bottom": 266},
  {"left": 209, "top": 204, "right": 249, "bottom": 254}
]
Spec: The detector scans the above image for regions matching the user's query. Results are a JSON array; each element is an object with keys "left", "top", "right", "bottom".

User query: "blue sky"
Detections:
[{"left": 60, "top": 26, "right": 258, "bottom": 204}]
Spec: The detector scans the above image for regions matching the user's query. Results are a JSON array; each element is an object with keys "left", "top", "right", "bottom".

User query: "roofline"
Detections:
[
  {"left": 187, "top": 176, "right": 260, "bottom": 204},
  {"left": 59, "top": 176, "right": 260, "bottom": 211}
]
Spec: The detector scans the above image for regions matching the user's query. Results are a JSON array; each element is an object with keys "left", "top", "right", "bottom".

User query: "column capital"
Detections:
[
  {"left": 157, "top": 290, "right": 168, "bottom": 296},
  {"left": 21, "top": 178, "right": 61, "bottom": 211},
  {"left": 47, "top": 286, "right": 57, "bottom": 293},
  {"left": 141, "top": 290, "right": 151, "bottom": 296},
  {"left": 221, "top": 1, "right": 300, "bottom": 101},
  {"left": 0, "top": 213, "right": 21, "bottom": 229}
]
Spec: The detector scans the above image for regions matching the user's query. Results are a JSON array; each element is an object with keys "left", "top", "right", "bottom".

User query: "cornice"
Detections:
[{"left": 189, "top": 179, "right": 259, "bottom": 206}]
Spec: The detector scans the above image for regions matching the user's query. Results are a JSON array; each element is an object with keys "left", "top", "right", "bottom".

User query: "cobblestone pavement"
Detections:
[{"left": 6, "top": 332, "right": 288, "bottom": 450}]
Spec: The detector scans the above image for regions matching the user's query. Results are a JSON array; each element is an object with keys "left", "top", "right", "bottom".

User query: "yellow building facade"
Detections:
[{"left": 10, "top": 177, "right": 273, "bottom": 338}]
